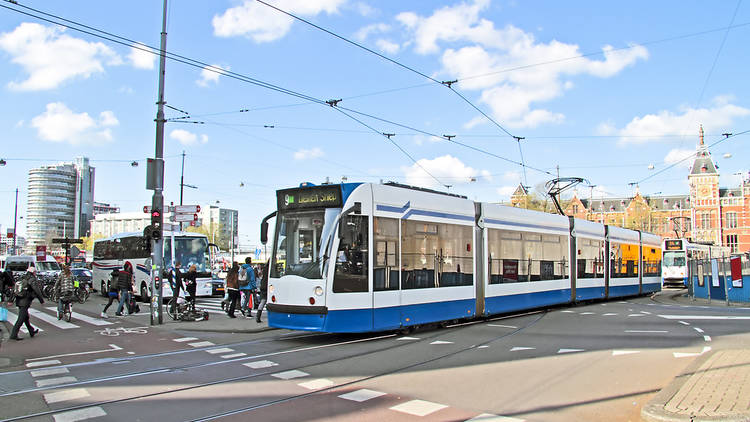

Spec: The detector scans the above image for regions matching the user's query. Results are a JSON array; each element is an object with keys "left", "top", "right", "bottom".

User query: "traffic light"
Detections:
[{"left": 151, "top": 208, "right": 162, "bottom": 240}]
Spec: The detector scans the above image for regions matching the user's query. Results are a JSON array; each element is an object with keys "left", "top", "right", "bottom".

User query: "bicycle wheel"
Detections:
[
  {"left": 65, "top": 303, "right": 72, "bottom": 322},
  {"left": 167, "top": 297, "right": 179, "bottom": 320},
  {"left": 43, "top": 284, "right": 54, "bottom": 299},
  {"left": 76, "top": 288, "right": 90, "bottom": 304}
]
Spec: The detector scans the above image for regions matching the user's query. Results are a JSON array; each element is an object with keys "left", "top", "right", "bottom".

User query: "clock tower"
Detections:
[{"left": 688, "top": 125, "right": 720, "bottom": 244}]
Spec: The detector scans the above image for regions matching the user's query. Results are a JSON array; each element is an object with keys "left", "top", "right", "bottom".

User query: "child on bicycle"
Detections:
[{"left": 54, "top": 265, "right": 75, "bottom": 320}]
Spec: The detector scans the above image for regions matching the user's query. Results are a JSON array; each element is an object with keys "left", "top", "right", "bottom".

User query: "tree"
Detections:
[
  {"left": 80, "top": 233, "right": 105, "bottom": 253},
  {"left": 187, "top": 222, "right": 229, "bottom": 250}
]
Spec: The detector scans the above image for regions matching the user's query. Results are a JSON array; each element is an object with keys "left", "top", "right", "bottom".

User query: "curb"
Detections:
[{"left": 641, "top": 350, "right": 750, "bottom": 422}]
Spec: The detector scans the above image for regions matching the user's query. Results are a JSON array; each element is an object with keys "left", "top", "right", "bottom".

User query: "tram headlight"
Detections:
[{"left": 314, "top": 286, "right": 323, "bottom": 296}]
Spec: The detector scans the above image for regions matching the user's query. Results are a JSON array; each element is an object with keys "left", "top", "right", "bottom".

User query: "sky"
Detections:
[{"left": 1, "top": 0, "right": 749, "bottom": 248}]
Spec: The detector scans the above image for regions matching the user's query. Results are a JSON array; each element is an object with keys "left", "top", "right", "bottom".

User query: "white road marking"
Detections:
[
  {"left": 6, "top": 310, "right": 43, "bottom": 334},
  {"left": 188, "top": 341, "right": 215, "bottom": 348},
  {"left": 28, "top": 309, "right": 79, "bottom": 329},
  {"left": 624, "top": 330, "right": 668, "bottom": 333},
  {"left": 298, "top": 378, "right": 334, "bottom": 390},
  {"left": 53, "top": 406, "right": 107, "bottom": 422},
  {"left": 693, "top": 327, "right": 704, "bottom": 333},
  {"left": 674, "top": 346, "right": 711, "bottom": 358},
  {"left": 390, "top": 399, "right": 448, "bottom": 417},
  {"left": 430, "top": 340, "right": 454, "bottom": 345},
  {"left": 659, "top": 315, "right": 750, "bottom": 320},
  {"left": 602, "top": 313, "right": 618, "bottom": 316},
  {"left": 173, "top": 337, "right": 198, "bottom": 342},
  {"left": 477, "top": 345, "right": 490, "bottom": 349},
  {"left": 244, "top": 360, "right": 278, "bottom": 369},
  {"left": 44, "top": 388, "right": 90, "bottom": 404},
  {"left": 560, "top": 310, "right": 575, "bottom": 313},
  {"left": 397, "top": 336, "right": 419, "bottom": 341},
  {"left": 36, "top": 376, "right": 78, "bottom": 388},
  {"left": 612, "top": 350, "right": 641, "bottom": 356},
  {"left": 487, "top": 324, "right": 517, "bottom": 329},
  {"left": 206, "top": 348, "right": 234, "bottom": 355},
  {"left": 704, "top": 335, "right": 712, "bottom": 342},
  {"left": 221, "top": 353, "right": 247, "bottom": 359},
  {"left": 558, "top": 349, "right": 585, "bottom": 354},
  {"left": 26, "top": 360, "right": 61, "bottom": 368},
  {"left": 640, "top": 311, "right": 652, "bottom": 315},
  {"left": 272, "top": 370, "right": 308, "bottom": 380},
  {"left": 678, "top": 321, "right": 690, "bottom": 325},
  {"left": 579, "top": 312, "right": 595, "bottom": 315},
  {"left": 30, "top": 367, "right": 70, "bottom": 378},
  {"left": 510, "top": 347, "right": 535, "bottom": 352},
  {"left": 339, "top": 389, "right": 386, "bottom": 402},
  {"left": 466, "top": 413, "right": 525, "bottom": 421},
  {"left": 45, "top": 307, "right": 112, "bottom": 326},
  {"left": 26, "top": 344, "right": 122, "bottom": 362},
  {"left": 627, "top": 314, "right": 645, "bottom": 317}
]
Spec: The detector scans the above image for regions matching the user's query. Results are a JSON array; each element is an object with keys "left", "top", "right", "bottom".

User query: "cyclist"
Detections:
[{"left": 54, "top": 265, "right": 75, "bottom": 320}]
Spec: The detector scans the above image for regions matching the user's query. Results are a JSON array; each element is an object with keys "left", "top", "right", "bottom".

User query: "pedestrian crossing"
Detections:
[
  {"left": 3, "top": 305, "right": 114, "bottom": 335},
  {"left": 195, "top": 297, "right": 258, "bottom": 317}
]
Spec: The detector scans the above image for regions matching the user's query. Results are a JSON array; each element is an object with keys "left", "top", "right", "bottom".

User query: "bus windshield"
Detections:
[
  {"left": 271, "top": 208, "right": 339, "bottom": 279},
  {"left": 164, "top": 236, "right": 210, "bottom": 273},
  {"left": 663, "top": 251, "right": 686, "bottom": 267}
]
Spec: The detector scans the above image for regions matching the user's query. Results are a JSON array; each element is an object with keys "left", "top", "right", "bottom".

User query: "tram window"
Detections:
[
  {"left": 488, "top": 229, "right": 569, "bottom": 284},
  {"left": 577, "top": 238, "right": 605, "bottom": 279},
  {"left": 374, "top": 217, "right": 398, "bottom": 291},
  {"left": 610, "top": 242, "right": 639, "bottom": 278},
  {"left": 401, "top": 220, "right": 473, "bottom": 289},
  {"left": 333, "top": 215, "right": 369, "bottom": 293}
]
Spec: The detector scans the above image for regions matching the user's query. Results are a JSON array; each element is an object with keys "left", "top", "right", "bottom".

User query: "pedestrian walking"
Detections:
[
  {"left": 225, "top": 262, "right": 240, "bottom": 318},
  {"left": 184, "top": 264, "right": 198, "bottom": 310},
  {"left": 239, "top": 258, "right": 256, "bottom": 317},
  {"left": 256, "top": 261, "right": 269, "bottom": 323},
  {"left": 101, "top": 269, "right": 120, "bottom": 318},
  {"left": 9, "top": 264, "right": 44, "bottom": 341},
  {"left": 115, "top": 262, "right": 134, "bottom": 316}
]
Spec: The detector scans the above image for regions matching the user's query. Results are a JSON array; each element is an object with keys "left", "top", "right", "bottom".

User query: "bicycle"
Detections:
[
  {"left": 167, "top": 295, "right": 209, "bottom": 322},
  {"left": 72, "top": 280, "right": 90, "bottom": 303},
  {"left": 57, "top": 293, "right": 74, "bottom": 322}
]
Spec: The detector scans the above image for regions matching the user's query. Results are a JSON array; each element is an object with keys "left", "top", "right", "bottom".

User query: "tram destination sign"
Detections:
[
  {"left": 277, "top": 185, "right": 342, "bottom": 211},
  {"left": 664, "top": 239, "right": 683, "bottom": 251}
]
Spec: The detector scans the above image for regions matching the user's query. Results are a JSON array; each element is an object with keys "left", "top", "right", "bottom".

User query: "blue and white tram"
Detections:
[{"left": 263, "top": 182, "right": 663, "bottom": 333}]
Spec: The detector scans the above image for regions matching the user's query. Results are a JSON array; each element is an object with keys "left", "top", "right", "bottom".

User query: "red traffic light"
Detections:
[{"left": 152, "top": 210, "right": 161, "bottom": 218}]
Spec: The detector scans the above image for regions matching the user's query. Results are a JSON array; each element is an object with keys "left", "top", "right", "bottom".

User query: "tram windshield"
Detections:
[
  {"left": 663, "top": 251, "right": 686, "bottom": 267},
  {"left": 272, "top": 208, "right": 339, "bottom": 279}
]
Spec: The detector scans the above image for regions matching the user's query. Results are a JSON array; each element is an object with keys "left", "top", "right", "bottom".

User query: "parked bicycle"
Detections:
[
  {"left": 167, "top": 296, "right": 209, "bottom": 322},
  {"left": 72, "top": 279, "right": 90, "bottom": 303}
]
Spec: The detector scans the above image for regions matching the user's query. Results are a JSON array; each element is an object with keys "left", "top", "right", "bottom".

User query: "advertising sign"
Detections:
[
  {"left": 502, "top": 259, "right": 519, "bottom": 282},
  {"left": 731, "top": 256, "right": 743, "bottom": 288},
  {"left": 36, "top": 245, "right": 46, "bottom": 260},
  {"left": 711, "top": 259, "right": 720, "bottom": 288}
]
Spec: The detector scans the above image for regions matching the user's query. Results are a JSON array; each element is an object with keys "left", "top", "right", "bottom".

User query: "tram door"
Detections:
[{"left": 372, "top": 217, "right": 401, "bottom": 330}]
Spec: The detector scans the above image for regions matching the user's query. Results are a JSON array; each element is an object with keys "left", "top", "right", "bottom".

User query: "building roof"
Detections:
[{"left": 689, "top": 125, "right": 718, "bottom": 176}]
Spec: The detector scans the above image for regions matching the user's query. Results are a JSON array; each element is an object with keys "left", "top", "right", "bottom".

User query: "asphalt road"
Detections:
[{"left": 2, "top": 289, "right": 750, "bottom": 422}]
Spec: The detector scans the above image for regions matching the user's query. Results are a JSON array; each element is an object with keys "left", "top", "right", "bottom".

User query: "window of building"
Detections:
[
  {"left": 700, "top": 212, "right": 711, "bottom": 229},
  {"left": 725, "top": 212, "right": 738, "bottom": 229},
  {"left": 726, "top": 234, "right": 739, "bottom": 253}
]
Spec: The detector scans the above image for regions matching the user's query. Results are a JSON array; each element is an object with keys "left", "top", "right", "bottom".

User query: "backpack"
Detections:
[
  {"left": 13, "top": 276, "right": 29, "bottom": 298},
  {"left": 238, "top": 267, "right": 249, "bottom": 287}
]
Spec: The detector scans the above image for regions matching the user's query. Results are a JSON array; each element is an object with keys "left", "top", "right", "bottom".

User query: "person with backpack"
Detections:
[
  {"left": 239, "top": 257, "right": 256, "bottom": 317},
  {"left": 101, "top": 268, "right": 120, "bottom": 318},
  {"left": 184, "top": 264, "right": 198, "bottom": 310},
  {"left": 225, "top": 262, "right": 240, "bottom": 318},
  {"left": 115, "top": 262, "right": 134, "bottom": 316},
  {"left": 54, "top": 265, "right": 75, "bottom": 320},
  {"left": 9, "top": 264, "right": 44, "bottom": 341}
]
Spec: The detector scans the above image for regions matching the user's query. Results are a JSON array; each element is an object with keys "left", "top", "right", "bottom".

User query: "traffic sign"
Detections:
[
  {"left": 172, "top": 205, "right": 200, "bottom": 214},
  {"left": 172, "top": 213, "right": 198, "bottom": 222},
  {"left": 143, "top": 206, "right": 152, "bottom": 213},
  {"left": 52, "top": 238, "right": 84, "bottom": 244}
]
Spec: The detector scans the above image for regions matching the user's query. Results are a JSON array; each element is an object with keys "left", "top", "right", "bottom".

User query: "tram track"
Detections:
[{"left": 2, "top": 311, "right": 547, "bottom": 421}]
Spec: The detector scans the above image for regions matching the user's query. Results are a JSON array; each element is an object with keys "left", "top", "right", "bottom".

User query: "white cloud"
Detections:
[
  {"left": 170, "top": 129, "right": 208, "bottom": 146},
  {"left": 294, "top": 147, "right": 324, "bottom": 160},
  {"left": 664, "top": 148, "right": 695, "bottom": 167},
  {"left": 31, "top": 102, "right": 118, "bottom": 145},
  {"left": 402, "top": 154, "right": 485, "bottom": 188},
  {"left": 197, "top": 64, "right": 230, "bottom": 87},
  {"left": 595, "top": 121, "right": 616, "bottom": 136},
  {"left": 128, "top": 42, "right": 155, "bottom": 70},
  {"left": 394, "top": 1, "right": 648, "bottom": 129},
  {"left": 496, "top": 186, "right": 517, "bottom": 198},
  {"left": 0, "top": 23, "right": 122, "bottom": 91},
  {"left": 376, "top": 39, "right": 401, "bottom": 54},
  {"left": 213, "top": 0, "right": 346, "bottom": 42},
  {"left": 353, "top": 2, "right": 377, "bottom": 17},
  {"left": 413, "top": 134, "right": 445, "bottom": 146},
  {"left": 615, "top": 98, "right": 750, "bottom": 144},
  {"left": 354, "top": 23, "right": 390, "bottom": 41}
]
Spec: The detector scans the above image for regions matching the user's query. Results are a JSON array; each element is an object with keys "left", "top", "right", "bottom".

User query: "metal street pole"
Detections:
[
  {"left": 150, "top": 0, "right": 169, "bottom": 325},
  {"left": 179, "top": 150, "right": 185, "bottom": 232},
  {"left": 12, "top": 188, "right": 18, "bottom": 255}
]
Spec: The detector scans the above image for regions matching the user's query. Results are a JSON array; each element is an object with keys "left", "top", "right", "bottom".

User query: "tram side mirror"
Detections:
[
  {"left": 261, "top": 221, "right": 269, "bottom": 245},
  {"left": 338, "top": 202, "right": 362, "bottom": 239}
]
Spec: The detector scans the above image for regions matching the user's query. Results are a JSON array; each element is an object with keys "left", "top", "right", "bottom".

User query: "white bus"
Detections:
[{"left": 92, "top": 231, "right": 215, "bottom": 300}]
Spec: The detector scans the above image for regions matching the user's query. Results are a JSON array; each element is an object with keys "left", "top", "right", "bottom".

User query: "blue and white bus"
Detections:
[
  {"left": 261, "top": 181, "right": 663, "bottom": 333},
  {"left": 92, "top": 231, "right": 214, "bottom": 300}
]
